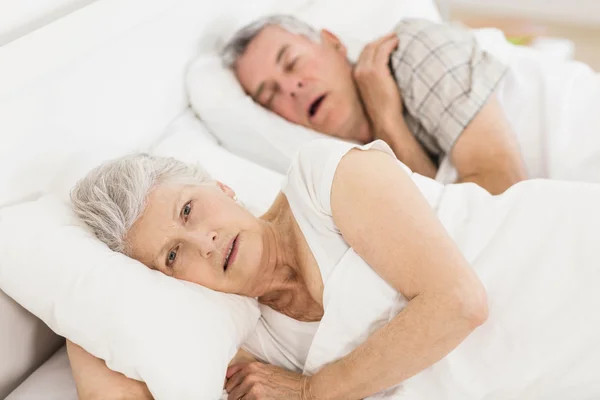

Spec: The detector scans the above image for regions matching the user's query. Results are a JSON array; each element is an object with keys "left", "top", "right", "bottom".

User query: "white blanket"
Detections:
[
  {"left": 304, "top": 176, "right": 600, "bottom": 399},
  {"left": 436, "top": 29, "right": 600, "bottom": 185}
]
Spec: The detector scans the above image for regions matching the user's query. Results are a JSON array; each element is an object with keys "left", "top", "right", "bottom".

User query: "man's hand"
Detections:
[
  {"left": 354, "top": 33, "right": 437, "bottom": 178},
  {"left": 225, "top": 362, "right": 312, "bottom": 400},
  {"left": 353, "top": 33, "right": 403, "bottom": 139}
]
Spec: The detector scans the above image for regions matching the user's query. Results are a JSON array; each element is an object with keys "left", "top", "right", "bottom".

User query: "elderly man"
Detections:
[{"left": 221, "top": 16, "right": 530, "bottom": 195}]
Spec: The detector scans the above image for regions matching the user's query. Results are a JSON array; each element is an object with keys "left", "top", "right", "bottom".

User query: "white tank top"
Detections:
[{"left": 242, "top": 139, "right": 433, "bottom": 372}]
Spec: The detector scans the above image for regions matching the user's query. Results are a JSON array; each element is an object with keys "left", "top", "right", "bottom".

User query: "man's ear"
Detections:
[
  {"left": 216, "top": 181, "right": 236, "bottom": 200},
  {"left": 320, "top": 29, "right": 347, "bottom": 56}
]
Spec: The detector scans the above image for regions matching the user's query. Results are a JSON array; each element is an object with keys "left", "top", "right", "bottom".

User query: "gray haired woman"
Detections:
[{"left": 68, "top": 139, "right": 600, "bottom": 400}]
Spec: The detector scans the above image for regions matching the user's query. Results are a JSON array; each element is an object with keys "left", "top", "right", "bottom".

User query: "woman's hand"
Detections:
[{"left": 225, "top": 362, "right": 311, "bottom": 400}]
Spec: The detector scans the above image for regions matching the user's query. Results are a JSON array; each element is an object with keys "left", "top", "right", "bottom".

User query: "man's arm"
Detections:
[
  {"left": 353, "top": 33, "right": 437, "bottom": 178},
  {"left": 378, "top": 116, "right": 438, "bottom": 179},
  {"left": 451, "top": 95, "right": 527, "bottom": 194},
  {"left": 391, "top": 19, "right": 528, "bottom": 193}
]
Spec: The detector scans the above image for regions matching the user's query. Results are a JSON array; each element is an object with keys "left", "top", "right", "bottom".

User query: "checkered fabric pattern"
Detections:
[{"left": 390, "top": 19, "right": 508, "bottom": 159}]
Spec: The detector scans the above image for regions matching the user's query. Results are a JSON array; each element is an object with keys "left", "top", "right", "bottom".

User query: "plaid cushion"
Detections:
[{"left": 390, "top": 19, "right": 507, "bottom": 159}]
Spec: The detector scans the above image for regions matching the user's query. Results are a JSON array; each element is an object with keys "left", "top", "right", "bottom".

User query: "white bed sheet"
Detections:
[{"left": 435, "top": 29, "right": 600, "bottom": 184}]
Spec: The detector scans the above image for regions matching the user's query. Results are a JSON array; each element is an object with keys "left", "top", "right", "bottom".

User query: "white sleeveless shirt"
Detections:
[
  {"left": 244, "top": 138, "right": 600, "bottom": 399},
  {"left": 242, "top": 139, "right": 443, "bottom": 372}
]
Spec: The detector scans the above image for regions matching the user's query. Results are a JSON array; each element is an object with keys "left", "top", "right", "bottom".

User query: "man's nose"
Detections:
[{"left": 286, "top": 80, "right": 304, "bottom": 98}]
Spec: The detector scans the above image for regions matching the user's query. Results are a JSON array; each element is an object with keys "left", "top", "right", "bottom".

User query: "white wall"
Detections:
[
  {"left": 450, "top": 0, "right": 600, "bottom": 27},
  {"left": 0, "top": 0, "right": 97, "bottom": 45}
]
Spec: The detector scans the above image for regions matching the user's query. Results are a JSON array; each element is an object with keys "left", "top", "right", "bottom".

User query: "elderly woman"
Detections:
[{"left": 68, "top": 139, "right": 600, "bottom": 399}]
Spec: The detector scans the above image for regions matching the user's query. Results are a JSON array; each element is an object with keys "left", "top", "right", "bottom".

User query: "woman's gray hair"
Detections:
[
  {"left": 221, "top": 14, "right": 320, "bottom": 67},
  {"left": 71, "top": 153, "right": 212, "bottom": 255}
]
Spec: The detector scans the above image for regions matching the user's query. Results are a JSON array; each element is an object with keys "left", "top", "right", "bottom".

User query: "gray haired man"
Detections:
[{"left": 222, "top": 16, "right": 527, "bottom": 194}]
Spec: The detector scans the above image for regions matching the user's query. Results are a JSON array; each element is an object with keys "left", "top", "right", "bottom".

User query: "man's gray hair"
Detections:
[
  {"left": 221, "top": 14, "right": 320, "bottom": 67},
  {"left": 71, "top": 153, "right": 212, "bottom": 255}
]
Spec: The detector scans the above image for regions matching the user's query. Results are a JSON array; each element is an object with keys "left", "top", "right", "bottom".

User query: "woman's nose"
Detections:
[{"left": 195, "top": 231, "right": 217, "bottom": 258}]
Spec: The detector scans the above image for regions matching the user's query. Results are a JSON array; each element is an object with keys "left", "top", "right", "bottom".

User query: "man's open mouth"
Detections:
[{"left": 308, "top": 95, "right": 326, "bottom": 119}]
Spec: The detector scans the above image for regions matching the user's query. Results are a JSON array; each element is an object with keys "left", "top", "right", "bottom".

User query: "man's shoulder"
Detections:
[
  {"left": 392, "top": 18, "right": 474, "bottom": 45},
  {"left": 390, "top": 18, "right": 476, "bottom": 74},
  {"left": 392, "top": 18, "right": 439, "bottom": 34}
]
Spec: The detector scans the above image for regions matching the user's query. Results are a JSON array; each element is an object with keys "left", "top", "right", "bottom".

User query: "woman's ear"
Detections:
[
  {"left": 216, "top": 181, "right": 237, "bottom": 201},
  {"left": 320, "top": 29, "right": 347, "bottom": 56}
]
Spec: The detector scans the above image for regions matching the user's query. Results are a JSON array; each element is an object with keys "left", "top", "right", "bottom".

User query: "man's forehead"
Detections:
[
  {"left": 257, "top": 24, "right": 300, "bottom": 44},
  {"left": 236, "top": 25, "right": 301, "bottom": 92},
  {"left": 240, "top": 25, "right": 306, "bottom": 63}
]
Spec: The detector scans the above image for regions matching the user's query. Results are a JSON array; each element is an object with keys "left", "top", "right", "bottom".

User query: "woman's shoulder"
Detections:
[
  {"left": 284, "top": 139, "right": 405, "bottom": 216},
  {"left": 287, "top": 138, "right": 406, "bottom": 191},
  {"left": 283, "top": 138, "right": 356, "bottom": 216},
  {"left": 293, "top": 137, "right": 355, "bottom": 161},
  {"left": 290, "top": 138, "right": 401, "bottom": 172},
  {"left": 289, "top": 139, "right": 356, "bottom": 178}
]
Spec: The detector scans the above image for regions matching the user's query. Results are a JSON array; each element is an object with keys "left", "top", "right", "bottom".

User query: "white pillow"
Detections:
[
  {"left": 0, "top": 196, "right": 259, "bottom": 399},
  {"left": 187, "top": 0, "right": 441, "bottom": 173},
  {"left": 0, "top": 133, "right": 286, "bottom": 399},
  {"left": 187, "top": 55, "right": 334, "bottom": 173}
]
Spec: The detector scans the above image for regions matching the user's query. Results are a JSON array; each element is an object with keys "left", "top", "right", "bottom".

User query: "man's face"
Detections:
[{"left": 235, "top": 25, "right": 370, "bottom": 142}]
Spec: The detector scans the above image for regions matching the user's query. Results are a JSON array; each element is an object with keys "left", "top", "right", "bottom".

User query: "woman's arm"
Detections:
[
  {"left": 67, "top": 340, "right": 256, "bottom": 400},
  {"left": 67, "top": 340, "right": 153, "bottom": 400},
  {"left": 306, "top": 148, "right": 488, "bottom": 400}
]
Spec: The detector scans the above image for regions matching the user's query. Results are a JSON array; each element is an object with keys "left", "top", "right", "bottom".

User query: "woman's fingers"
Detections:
[
  {"left": 225, "top": 366, "right": 249, "bottom": 393},
  {"left": 226, "top": 363, "right": 246, "bottom": 379},
  {"left": 227, "top": 370, "right": 253, "bottom": 400}
]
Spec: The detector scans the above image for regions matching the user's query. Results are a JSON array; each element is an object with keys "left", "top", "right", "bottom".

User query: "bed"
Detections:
[
  {"left": 0, "top": 0, "right": 440, "bottom": 397},
  {"left": 1, "top": 0, "right": 599, "bottom": 397}
]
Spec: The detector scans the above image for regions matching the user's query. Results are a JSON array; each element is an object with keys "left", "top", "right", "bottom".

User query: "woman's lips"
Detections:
[{"left": 224, "top": 234, "right": 239, "bottom": 271}]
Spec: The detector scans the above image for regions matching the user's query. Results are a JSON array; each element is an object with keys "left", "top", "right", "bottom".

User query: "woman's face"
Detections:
[{"left": 126, "top": 182, "right": 267, "bottom": 296}]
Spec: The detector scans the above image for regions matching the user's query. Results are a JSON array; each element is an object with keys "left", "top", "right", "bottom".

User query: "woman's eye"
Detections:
[
  {"left": 167, "top": 248, "right": 178, "bottom": 266},
  {"left": 182, "top": 201, "right": 192, "bottom": 220}
]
